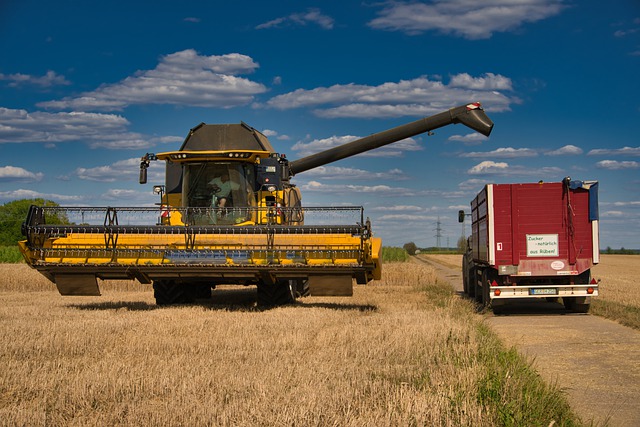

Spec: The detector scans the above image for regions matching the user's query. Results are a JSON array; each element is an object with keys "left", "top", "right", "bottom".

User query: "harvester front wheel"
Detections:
[{"left": 257, "top": 280, "right": 296, "bottom": 307}]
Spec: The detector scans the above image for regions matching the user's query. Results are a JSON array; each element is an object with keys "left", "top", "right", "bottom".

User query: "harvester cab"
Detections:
[{"left": 20, "top": 103, "right": 493, "bottom": 306}]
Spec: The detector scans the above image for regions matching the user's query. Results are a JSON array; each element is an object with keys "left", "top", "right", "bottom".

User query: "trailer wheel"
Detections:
[
  {"left": 257, "top": 280, "right": 296, "bottom": 307},
  {"left": 467, "top": 266, "right": 476, "bottom": 299},
  {"left": 474, "top": 268, "right": 483, "bottom": 304},
  {"left": 481, "top": 269, "right": 491, "bottom": 308},
  {"left": 563, "top": 297, "right": 591, "bottom": 313},
  {"left": 153, "top": 280, "right": 192, "bottom": 305},
  {"left": 462, "top": 257, "right": 469, "bottom": 295}
]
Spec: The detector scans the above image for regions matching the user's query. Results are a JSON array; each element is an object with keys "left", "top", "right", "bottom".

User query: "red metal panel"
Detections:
[{"left": 470, "top": 181, "right": 594, "bottom": 276}]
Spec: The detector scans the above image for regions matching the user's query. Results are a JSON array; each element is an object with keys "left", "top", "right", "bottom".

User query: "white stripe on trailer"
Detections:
[
  {"left": 592, "top": 219, "right": 600, "bottom": 264},
  {"left": 487, "top": 184, "right": 495, "bottom": 266}
]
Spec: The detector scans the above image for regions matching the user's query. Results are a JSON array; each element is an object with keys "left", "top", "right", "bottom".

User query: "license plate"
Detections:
[{"left": 529, "top": 288, "right": 558, "bottom": 296}]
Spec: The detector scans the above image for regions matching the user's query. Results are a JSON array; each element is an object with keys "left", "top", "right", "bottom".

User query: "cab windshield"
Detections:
[{"left": 183, "top": 162, "right": 254, "bottom": 209}]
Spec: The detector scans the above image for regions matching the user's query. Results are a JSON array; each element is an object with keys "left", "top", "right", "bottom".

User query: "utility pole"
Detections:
[{"left": 434, "top": 216, "right": 442, "bottom": 249}]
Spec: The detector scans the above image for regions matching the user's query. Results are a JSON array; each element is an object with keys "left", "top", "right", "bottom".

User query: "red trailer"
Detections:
[{"left": 460, "top": 177, "right": 600, "bottom": 313}]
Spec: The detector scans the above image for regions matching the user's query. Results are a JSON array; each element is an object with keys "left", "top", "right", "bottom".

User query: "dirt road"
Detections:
[{"left": 416, "top": 255, "right": 640, "bottom": 427}]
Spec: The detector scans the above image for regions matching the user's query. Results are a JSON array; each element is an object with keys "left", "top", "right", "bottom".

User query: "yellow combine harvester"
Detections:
[{"left": 19, "top": 103, "right": 493, "bottom": 305}]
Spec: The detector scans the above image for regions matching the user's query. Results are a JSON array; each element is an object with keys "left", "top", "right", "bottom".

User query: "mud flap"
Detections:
[
  {"left": 55, "top": 274, "right": 101, "bottom": 296},
  {"left": 308, "top": 275, "right": 353, "bottom": 296}
]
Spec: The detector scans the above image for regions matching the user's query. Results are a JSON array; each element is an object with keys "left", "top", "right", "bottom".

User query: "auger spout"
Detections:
[{"left": 289, "top": 102, "right": 493, "bottom": 176}]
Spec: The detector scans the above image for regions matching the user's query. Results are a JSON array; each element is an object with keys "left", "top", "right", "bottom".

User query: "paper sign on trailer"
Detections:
[{"left": 526, "top": 234, "right": 559, "bottom": 257}]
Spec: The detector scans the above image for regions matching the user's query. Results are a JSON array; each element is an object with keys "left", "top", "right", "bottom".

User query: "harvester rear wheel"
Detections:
[
  {"left": 153, "top": 280, "right": 192, "bottom": 305},
  {"left": 257, "top": 280, "right": 296, "bottom": 307}
]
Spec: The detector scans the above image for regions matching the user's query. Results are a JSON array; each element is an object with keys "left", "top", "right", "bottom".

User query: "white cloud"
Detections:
[
  {"left": 0, "top": 166, "right": 44, "bottom": 182},
  {"left": 298, "top": 166, "right": 408, "bottom": 181},
  {"left": 0, "top": 107, "right": 181, "bottom": 149},
  {"left": 76, "top": 158, "right": 164, "bottom": 182},
  {"left": 368, "top": 0, "right": 567, "bottom": 39},
  {"left": 291, "top": 135, "right": 422, "bottom": 158},
  {"left": 612, "top": 201, "right": 640, "bottom": 207},
  {"left": 0, "top": 70, "right": 70, "bottom": 88},
  {"left": 0, "top": 188, "right": 85, "bottom": 203},
  {"left": 545, "top": 145, "right": 583, "bottom": 156},
  {"left": 256, "top": 8, "right": 334, "bottom": 30},
  {"left": 468, "top": 161, "right": 509, "bottom": 174},
  {"left": 265, "top": 75, "right": 516, "bottom": 118},
  {"left": 596, "top": 160, "right": 640, "bottom": 170},
  {"left": 37, "top": 50, "right": 266, "bottom": 111},
  {"left": 183, "top": 17, "right": 201, "bottom": 23},
  {"left": 587, "top": 146, "right": 640, "bottom": 156},
  {"left": 458, "top": 178, "right": 491, "bottom": 191},
  {"left": 102, "top": 189, "right": 146, "bottom": 200},
  {"left": 467, "top": 160, "right": 564, "bottom": 177},
  {"left": 261, "top": 129, "right": 291, "bottom": 141},
  {"left": 370, "top": 205, "right": 424, "bottom": 212},
  {"left": 460, "top": 147, "right": 537, "bottom": 158},
  {"left": 448, "top": 132, "right": 489, "bottom": 145}
]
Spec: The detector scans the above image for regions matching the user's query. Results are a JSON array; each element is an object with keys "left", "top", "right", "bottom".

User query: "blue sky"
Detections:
[{"left": 1, "top": 0, "right": 639, "bottom": 249}]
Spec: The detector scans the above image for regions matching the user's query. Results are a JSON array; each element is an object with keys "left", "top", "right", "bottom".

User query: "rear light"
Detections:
[
  {"left": 491, "top": 280, "right": 499, "bottom": 287},
  {"left": 590, "top": 278, "right": 598, "bottom": 285},
  {"left": 587, "top": 287, "right": 594, "bottom": 295},
  {"left": 494, "top": 289, "right": 501, "bottom": 296}
]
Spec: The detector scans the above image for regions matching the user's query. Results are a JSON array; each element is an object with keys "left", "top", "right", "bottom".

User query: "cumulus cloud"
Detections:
[
  {"left": 468, "top": 161, "right": 509, "bottom": 174},
  {"left": 0, "top": 70, "right": 71, "bottom": 88},
  {"left": 448, "top": 132, "right": 489, "bottom": 145},
  {"left": 37, "top": 50, "right": 266, "bottom": 111},
  {"left": 256, "top": 8, "right": 334, "bottom": 30},
  {"left": 298, "top": 166, "right": 408, "bottom": 181},
  {"left": 587, "top": 146, "right": 640, "bottom": 156},
  {"left": 545, "top": 145, "right": 583, "bottom": 156},
  {"left": 460, "top": 147, "right": 537, "bottom": 158},
  {"left": 264, "top": 74, "right": 516, "bottom": 118},
  {"left": 0, "top": 107, "right": 181, "bottom": 149},
  {"left": 291, "top": 135, "right": 422, "bottom": 158},
  {"left": 261, "top": 129, "right": 291, "bottom": 141},
  {"left": 76, "top": 158, "right": 165, "bottom": 182},
  {"left": 0, "top": 188, "right": 85, "bottom": 203},
  {"left": 596, "top": 160, "right": 640, "bottom": 170},
  {"left": 367, "top": 0, "right": 567, "bottom": 39},
  {"left": 467, "top": 160, "right": 563, "bottom": 177},
  {"left": 0, "top": 166, "right": 44, "bottom": 182}
]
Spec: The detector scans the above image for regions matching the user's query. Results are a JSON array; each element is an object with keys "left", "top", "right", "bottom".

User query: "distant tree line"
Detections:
[
  {"left": 603, "top": 247, "right": 640, "bottom": 255},
  {"left": 0, "top": 199, "right": 63, "bottom": 245}
]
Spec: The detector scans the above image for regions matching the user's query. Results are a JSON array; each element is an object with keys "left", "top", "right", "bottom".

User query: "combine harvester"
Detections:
[{"left": 20, "top": 103, "right": 493, "bottom": 306}]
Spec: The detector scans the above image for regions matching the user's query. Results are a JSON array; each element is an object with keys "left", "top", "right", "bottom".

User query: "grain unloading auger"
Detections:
[{"left": 20, "top": 103, "right": 493, "bottom": 306}]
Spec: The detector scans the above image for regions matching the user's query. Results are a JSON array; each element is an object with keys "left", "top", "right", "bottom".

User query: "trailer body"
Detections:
[{"left": 461, "top": 178, "right": 599, "bottom": 312}]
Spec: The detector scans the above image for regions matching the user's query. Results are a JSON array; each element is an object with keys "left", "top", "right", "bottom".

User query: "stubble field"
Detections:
[{"left": 0, "top": 262, "right": 579, "bottom": 426}]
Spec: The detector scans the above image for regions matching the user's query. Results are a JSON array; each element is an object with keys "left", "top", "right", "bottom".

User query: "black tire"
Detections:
[
  {"left": 187, "top": 283, "right": 212, "bottom": 300},
  {"left": 481, "top": 269, "right": 491, "bottom": 308},
  {"left": 462, "top": 257, "right": 469, "bottom": 295},
  {"left": 474, "top": 268, "right": 483, "bottom": 304},
  {"left": 153, "top": 280, "right": 192, "bottom": 305},
  {"left": 257, "top": 280, "right": 296, "bottom": 307},
  {"left": 468, "top": 266, "right": 476, "bottom": 299},
  {"left": 564, "top": 297, "right": 590, "bottom": 313},
  {"left": 295, "top": 279, "right": 310, "bottom": 298}
]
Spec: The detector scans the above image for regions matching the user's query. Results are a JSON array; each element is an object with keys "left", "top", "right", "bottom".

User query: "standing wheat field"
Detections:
[{"left": 0, "top": 263, "right": 580, "bottom": 426}]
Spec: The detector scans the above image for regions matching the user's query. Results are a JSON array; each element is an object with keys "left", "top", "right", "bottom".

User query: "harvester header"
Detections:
[{"left": 20, "top": 102, "right": 494, "bottom": 306}]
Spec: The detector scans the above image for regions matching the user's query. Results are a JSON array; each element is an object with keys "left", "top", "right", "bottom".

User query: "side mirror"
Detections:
[{"left": 139, "top": 166, "right": 147, "bottom": 184}]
